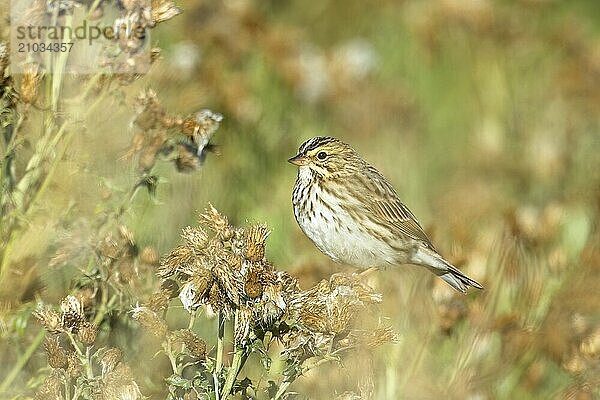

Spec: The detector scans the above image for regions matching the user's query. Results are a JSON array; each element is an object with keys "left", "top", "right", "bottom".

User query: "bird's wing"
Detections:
[{"left": 361, "top": 165, "right": 435, "bottom": 249}]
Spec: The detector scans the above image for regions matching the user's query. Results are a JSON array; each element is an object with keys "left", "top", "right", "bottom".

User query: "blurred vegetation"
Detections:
[{"left": 1, "top": 0, "right": 600, "bottom": 399}]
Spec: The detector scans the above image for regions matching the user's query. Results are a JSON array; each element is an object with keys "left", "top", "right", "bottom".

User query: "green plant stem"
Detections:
[
  {"left": 273, "top": 354, "right": 339, "bottom": 400},
  {"left": 214, "top": 312, "right": 224, "bottom": 400},
  {"left": 165, "top": 336, "right": 179, "bottom": 375},
  {"left": 66, "top": 332, "right": 94, "bottom": 379},
  {"left": 221, "top": 347, "right": 246, "bottom": 399},
  {"left": 0, "top": 329, "right": 45, "bottom": 393}
]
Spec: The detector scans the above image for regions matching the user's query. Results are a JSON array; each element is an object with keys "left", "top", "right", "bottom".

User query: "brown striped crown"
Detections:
[{"left": 289, "top": 136, "right": 361, "bottom": 179}]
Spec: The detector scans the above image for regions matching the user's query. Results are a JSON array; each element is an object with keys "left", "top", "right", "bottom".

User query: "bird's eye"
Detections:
[{"left": 317, "top": 151, "right": 327, "bottom": 160}]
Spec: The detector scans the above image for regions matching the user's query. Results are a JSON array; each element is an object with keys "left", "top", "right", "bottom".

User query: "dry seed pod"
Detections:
[
  {"left": 20, "top": 64, "right": 42, "bottom": 104},
  {"left": 140, "top": 246, "right": 159, "bottom": 265},
  {"left": 159, "top": 245, "right": 194, "bottom": 279},
  {"left": 34, "top": 371, "right": 63, "bottom": 400},
  {"left": 245, "top": 271, "right": 263, "bottom": 299},
  {"left": 172, "top": 329, "right": 206, "bottom": 359},
  {"left": 130, "top": 306, "right": 168, "bottom": 337},
  {"left": 77, "top": 322, "right": 98, "bottom": 345},
  {"left": 151, "top": 0, "right": 182, "bottom": 24},
  {"left": 101, "top": 348, "right": 123, "bottom": 376},
  {"left": 34, "top": 307, "right": 63, "bottom": 334},
  {"left": 244, "top": 225, "right": 270, "bottom": 261},
  {"left": 44, "top": 336, "right": 68, "bottom": 369}
]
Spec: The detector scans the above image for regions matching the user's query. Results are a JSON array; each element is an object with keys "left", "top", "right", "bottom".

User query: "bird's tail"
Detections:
[{"left": 412, "top": 247, "right": 483, "bottom": 294}]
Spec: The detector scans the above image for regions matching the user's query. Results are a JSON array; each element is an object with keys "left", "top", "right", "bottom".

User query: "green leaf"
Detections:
[{"left": 165, "top": 374, "right": 192, "bottom": 389}]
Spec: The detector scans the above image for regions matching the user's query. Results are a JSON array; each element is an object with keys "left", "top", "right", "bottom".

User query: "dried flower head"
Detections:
[
  {"left": 66, "top": 352, "right": 82, "bottom": 378},
  {"left": 181, "top": 225, "right": 209, "bottom": 254},
  {"left": 130, "top": 306, "right": 168, "bottom": 337},
  {"left": 101, "top": 348, "right": 123, "bottom": 377},
  {"left": 147, "top": 289, "right": 172, "bottom": 313},
  {"left": 291, "top": 273, "right": 382, "bottom": 334},
  {"left": 20, "top": 64, "right": 42, "bottom": 104},
  {"left": 34, "top": 306, "right": 62, "bottom": 334},
  {"left": 244, "top": 270, "right": 263, "bottom": 299},
  {"left": 151, "top": 0, "right": 182, "bottom": 24},
  {"left": 77, "top": 322, "right": 98, "bottom": 345},
  {"left": 337, "top": 326, "right": 399, "bottom": 349},
  {"left": 199, "top": 204, "right": 231, "bottom": 239},
  {"left": 134, "top": 89, "right": 164, "bottom": 130},
  {"left": 171, "top": 329, "right": 207, "bottom": 359},
  {"left": 60, "top": 295, "right": 85, "bottom": 333},
  {"left": 159, "top": 245, "right": 194, "bottom": 280},
  {"left": 44, "top": 336, "right": 68, "bottom": 369},
  {"left": 244, "top": 224, "right": 270, "bottom": 262},
  {"left": 140, "top": 246, "right": 159, "bottom": 265},
  {"left": 179, "top": 271, "right": 213, "bottom": 312},
  {"left": 101, "top": 363, "right": 142, "bottom": 400},
  {"left": 34, "top": 371, "right": 63, "bottom": 400}
]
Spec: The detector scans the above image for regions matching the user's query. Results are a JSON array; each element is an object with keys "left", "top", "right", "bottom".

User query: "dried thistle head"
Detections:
[
  {"left": 34, "top": 306, "right": 62, "bottom": 334},
  {"left": 179, "top": 270, "right": 213, "bottom": 312},
  {"left": 139, "top": 246, "right": 159, "bottom": 266},
  {"left": 60, "top": 295, "right": 85, "bottom": 333},
  {"left": 20, "top": 64, "right": 42, "bottom": 104},
  {"left": 34, "top": 371, "right": 63, "bottom": 400},
  {"left": 171, "top": 329, "right": 206, "bottom": 359},
  {"left": 77, "top": 322, "right": 98, "bottom": 345},
  {"left": 244, "top": 224, "right": 270, "bottom": 262},
  {"left": 244, "top": 270, "right": 263, "bottom": 299},
  {"left": 101, "top": 348, "right": 123, "bottom": 377},
  {"left": 151, "top": 0, "right": 182, "bottom": 24},
  {"left": 134, "top": 89, "right": 164, "bottom": 130},
  {"left": 181, "top": 225, "right": 209, "bottom": 254},
  {"left": 235, "top": 306, "right": 253, "bottom": 346},
  {"left": 291, "top": 273, "right": 381, "bottom": 334},
  {"left": 337, "top": 326, "right": 399, "bottom": 350},
  {"left": 147, "top": 288, "right": 172, "bottom": 313},
  {"left": 101, "top": 363, "right": 142, "bottom": 400},
  {"left": 212, "top": 261, "right": 244, "bottom": 306},
  {"left": 199, "top": 203, "right": 232, "bottom": 239},
  {"left": 208, "top": 283, "right": 227, "bottom": 314},
  {"left": 130, "top": 306, "right": 168, "bottom": 337},
  {"left": 66, "top": 352, "right": 82, "bottom": 378},
  {"left": 159, "top": 245, "right": 194, "bottom": 280},
  {"left": 44, "top": 336, "right": 68, "bottom": 369}
]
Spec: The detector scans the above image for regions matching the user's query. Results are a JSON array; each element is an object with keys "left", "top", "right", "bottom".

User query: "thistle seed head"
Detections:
[
  {"left": 34, "top": 307, "right": 63, "bottom": 334},
  {"left": 130, "top": 306, "right": 168, "bottom": 337},
  {"left": 60, "top": 296, "right": 85, "bottom": 333},
  {"left": 171, "top": 329, "right": 206, "bottom": 359},
  {"left": 44, "top": 336, "right": 68, "bottom": 369},
  {"left": 77, "top": 322, "right": 98, "bottom": 345},
  {"left": 244, "top": 224, "right": 270, "bottom": 261},
  {"left": 34, "top": 371, "right": 63, "bottom": 400},
  {"left": 101, "top": 348, "right": 123, "bottom": 377}
]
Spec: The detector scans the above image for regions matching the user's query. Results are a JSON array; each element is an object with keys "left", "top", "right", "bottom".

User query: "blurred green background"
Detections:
[{"left": 3, "top": 0, "right": 600, "bottom": 398}]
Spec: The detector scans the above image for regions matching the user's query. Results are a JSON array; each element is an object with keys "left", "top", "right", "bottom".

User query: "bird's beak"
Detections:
[{"left": 288, "top": 153, "right": 309, "bottom": 166}]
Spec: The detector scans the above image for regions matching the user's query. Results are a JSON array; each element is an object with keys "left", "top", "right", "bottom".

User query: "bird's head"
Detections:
[{"left": 288, "top": 136, "right": 358, "bottom": 179}]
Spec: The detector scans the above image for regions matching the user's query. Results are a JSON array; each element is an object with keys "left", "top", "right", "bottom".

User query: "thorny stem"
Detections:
[{"left": 0, "top": 329, "right": 45, "bottom": 393}]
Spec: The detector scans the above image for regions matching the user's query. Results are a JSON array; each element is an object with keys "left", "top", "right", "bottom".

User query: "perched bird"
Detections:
[{"left": 289, "top": 136, "right": 483, "bottom": 293}]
